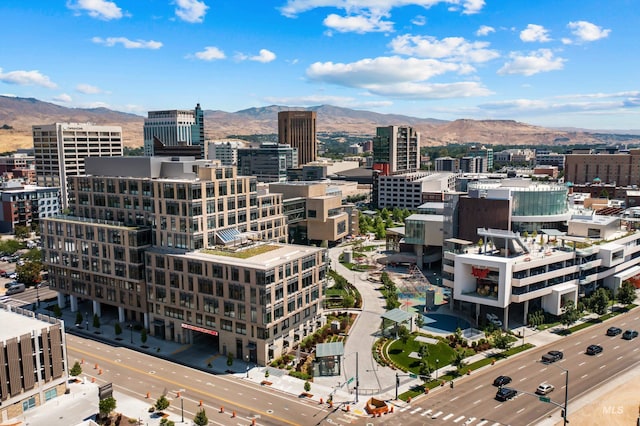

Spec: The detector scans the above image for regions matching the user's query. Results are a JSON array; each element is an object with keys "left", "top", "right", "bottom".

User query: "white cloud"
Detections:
[
  {"left": 323, "top": 13, "right": 393, "bottom": 33},
  {"left": 67, "top": 0, "right": 123, "bottom": 20},
  {"left": 237, "top": 49, "right": 276, "bottom": 63},
  {"left": 476, "top": 25, "right": 495, "bottom": 36},
  {"left": 174, "top": 0, "right": 209, "bottom": 23},
  {"left": 567, "top": 21, "right": 611, "bottom": 42},
  {"left": 365, "top": 81, "right": 492, "bottom": 99},
  {"left": 520, "top": 24, "right": 551, "bottom": 42},
  {"left": 263, "top": 94, "right": 393, "bottom": 109},
  {"left": 411, "top": 15, "right": 426, "bottom": 26},
  {"left": 389, "top": 34, "right": 499, "bottom": 63},
  {"left": 307, "top": 56, "right": 467, "bottom": 87},
  {"left": 498, "top": 49, "right": 565, "bottom": 76},
  {"left": 280, "top": 1, "right": 485, "bottom": 31},
  {"left": 92, "top": 37, "right": 162, "bottom": 49},
  {"left": 53, "top": 93, "right": 73, "bottom": 103},
  {"left": 76, "top": 84, "right": 103, "bottom": 94},
  {"left": 0, "top": 68, "right": 57, "bottom": 88},
  {"left": 193, "top": 46, "right": 226, "bottom": 61}
]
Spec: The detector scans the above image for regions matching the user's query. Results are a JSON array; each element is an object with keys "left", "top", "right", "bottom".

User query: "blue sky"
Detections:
[{"left": 1, "top": 0, "right": 638, "bottom": 130}]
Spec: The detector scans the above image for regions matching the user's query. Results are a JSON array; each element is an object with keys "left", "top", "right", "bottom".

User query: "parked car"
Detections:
[
  {"left": 495, "top": 387, "right": 517, "bottom": 401},
  {"left": 493, "top": 376, "right": 512, "bottom": 387},
  {"left": 8, "top": 273, "right": 17, "bottom": 280},
  {"left": 586, "top": 344, "right": 603, "bottom": 355},
  {"left": 486, "top": 313, "right": 503, "bottom": 327},
  {"left": 541, "top": 350, "right": 564, "bottom": 363},
  {"left": 4, "top": 281, "right": 17, "bottom": 289},
  {"left": 0, "top": 270, "right": 7, "bottom": 277},
  {"left": 606, "top": 327, "right": 623, "bottom": 336},
  {"left": 6, "top": 283, "right": 25, "bottom": 295},
  {"left": 622, "top": 330, "right": 639, "bottom": 340},
  {"left": 535, "top": 383, "right": 555, "bottom": 395}
]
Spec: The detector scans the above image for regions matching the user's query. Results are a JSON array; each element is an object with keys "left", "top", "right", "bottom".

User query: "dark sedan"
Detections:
[
  {"left": 493, "top": 375, "right": 512, "bottom": 387},
  {"left": 586, "top": 344, "right": 603, "bottom": 355},
  {"left": 495, "top": 387, "right": 517, "bottom": 401},
  {"left": 622, "top": 330, "right": 638, "bottom": 340},
  {"left": 606, "top": 327, "right": 623, "bottom": 336}
]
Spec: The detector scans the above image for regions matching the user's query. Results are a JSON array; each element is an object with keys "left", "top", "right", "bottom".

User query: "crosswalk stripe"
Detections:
[
  {"left": 453, "top": 415, "right": 465, "bottom": 423},
  {"left": 410, "top": 407, "right": 422, "bottom": 414},
  {"left": 399, "top": 406, "right": 410, "bottom": 412},
  {"left": 421, "top": 409, "right": 432, "bottom": 417},
  {"left": 431, "top": 411, "right": 443, "bottom": 419},
  {"left": 465, "top": 417, "right": 477, "bottom": 424},
  {"left": 476, "top": 421, "right": 488, "bottom": 426},
  {"left": 443, "top": 413, "right": 454, "bottom": 420}
]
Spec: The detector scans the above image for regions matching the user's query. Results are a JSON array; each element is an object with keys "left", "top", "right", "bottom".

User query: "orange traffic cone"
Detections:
[
  {"left": 98, "top": 369, "right": 103, "bottom": 375},
  {"left": 251, "top": 419, "right": 256, "bottom": 426},
  {"left": 199, "top": 400, "right": 203, "bottom": 407},
  {"left": 177, "top": 391, "right": 180, "bottom": 398},
  {"left": 219, "top": 406, "right": 224, "bottom": 413},
  {"left": 231, "top": 411, "right": 236, "bottom": 418},
  {"left": 390, "top": 405, "right": 394, "bottom": 413},
  {"left": 319, "top": 397, "right": 323, "bottom": 404},
  {"left": 94, "top": 363, "right": 98, "bottom": 370},
  {"left": 146, "top": 392, "right": 150, "bottom": 399},
  {"left": 81, "top": 358, "right": 84, "bottom": 364}
]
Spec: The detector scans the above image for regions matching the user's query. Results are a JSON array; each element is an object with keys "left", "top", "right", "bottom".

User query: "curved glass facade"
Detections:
[{"left": 468, "top": 182, "right": 569, "bottom": 216}]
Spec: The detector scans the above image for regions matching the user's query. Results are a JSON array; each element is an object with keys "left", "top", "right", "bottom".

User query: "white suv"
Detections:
[
  {"left": 535, "top": 383, "right": 555, "bottom": 395},
  {"left": 486, "top": 313, "right": 503, "bottom": 327}
]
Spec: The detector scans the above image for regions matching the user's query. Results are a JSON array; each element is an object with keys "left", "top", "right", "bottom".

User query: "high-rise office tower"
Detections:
[
  {"left": 32, "top": 122, "right": 123, "bottom": 208},
  {"left": 143, "top": 103, "right": 204, "bottom": 156},
  {"left": 372, "top": 125, "right": 420, "bottom": 176},
  {"left": 278, "top": 111, "right": 316, "bottom": 166}
]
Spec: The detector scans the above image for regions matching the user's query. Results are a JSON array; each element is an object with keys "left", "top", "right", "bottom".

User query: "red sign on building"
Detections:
[{"left": 181, "top": 323, "right": 219, "bottom": 336}]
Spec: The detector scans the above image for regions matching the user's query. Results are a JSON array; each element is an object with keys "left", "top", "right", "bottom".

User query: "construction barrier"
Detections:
[
  {"left": 220, "top": 406, "right": 224, "bottom": 413},
  {"left": 346, "top": 405, "right": 350, "bottom": 412},
  {"left": 98, "top": 369, "right": 103, "bottom": 375},
  {"left": 231, "top": 411, "right": 236, "bottom": 418},
  {"left": 94, "top": 363, "right": 98, "bottom": 370}
]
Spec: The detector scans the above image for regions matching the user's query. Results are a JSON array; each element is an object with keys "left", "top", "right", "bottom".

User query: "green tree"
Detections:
[
  {"left": 114, "top": 322, "right": 122, "bottom": 337},
  {"left": 155, "top": 395, "right": 170, "bottom": 412},
  {"left": 75, "top": 311, "right": 83, "bottom": 326},
  {"left": 159, "top": 418, "right": 175, "bottom": 426},
  {"left": 0, "top": 239, "right": 21, "bottom": 254},
  {"left": 13, "top": 225, "right": 30, "bottom": 241},
  {"left": 70, "top": 360, "right": 82, "bottom": 377},
  {"left": 227, "top": 352, "right": 234, "bottom": 366},
  {"left": 93, "top": 313, "right": 101, "bottom": 329},
  {"left": 16, "top": 261, "right": 42, "bottom": 287},
  {"left": 560, "top": 300, "right": 580, "bottom": 328},
  {"left": 99, "top": 397, "right": 117, "bottom": 418},
  {"left": 141, "top": 328, "right": 148, "bottom": 344},
  {"left": 397, "top": 325, "right": 410, "bottom": 344},
  {"left": 452, "top": 350, "right": 467, "bottom": 370},
  {"left": 22, "top": 248, "right": 42, "bottom": 262},
  {"left": 493, "top": 332, "right": 513, "bottom": 350},
  {"left": 418, "top": 359, "right": 431, "bottom": 379},
  {"left": 52, "top": 305, "right": 62, "bottom": 318},
  {"left": 304, "top": 380, "right": 311, "bottom": 393},
  {"left": 342, "top": 294, "right": 355, "bottom": 308},
  {"left": 193, "top": 409, "right": 209, "bottom": 426},
  {"left": 591, "top": 288, "right": 610, "bottom": 315},
  {"left": 417, "top": 343, "right": 429, "bottom": 359},
  {"left": 617, "top": 281, "right": 637, "bottom": 305},
  {"left": 415, "top": 314, "right": 424, "bottom": 329}
]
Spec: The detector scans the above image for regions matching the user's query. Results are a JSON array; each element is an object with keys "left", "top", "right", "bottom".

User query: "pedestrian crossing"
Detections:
[{"left": 397, "top": 405, "right": 501, "bottom": 425}]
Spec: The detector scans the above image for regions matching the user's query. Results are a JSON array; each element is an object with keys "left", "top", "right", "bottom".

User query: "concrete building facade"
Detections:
[
  {"left": 237, "top": 143, "right": 298, "bottom": 183},
  {"left": 0, "top": 181, "right": 60, "bottom": 233},
  {"left": 372, "top": 126, "right": 420, "bottom": 176},
  {"left": 565, "top": 149, "right": 640, "bottom": 186},
  {"left": 33, "top": 122, "right": 123, "bottom": 208},
  {"left": 0, "top": 306, "right": 69, "bottom": 422}
]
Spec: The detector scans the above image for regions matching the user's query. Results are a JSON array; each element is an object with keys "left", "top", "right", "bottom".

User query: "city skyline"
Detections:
[{"left": 1, "top": 1, "right": 638, "bottom": 130}]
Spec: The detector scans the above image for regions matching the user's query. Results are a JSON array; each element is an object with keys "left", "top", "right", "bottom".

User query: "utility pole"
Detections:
[{"left": 395, "top": 372, "right": 399, "bottom": 400}]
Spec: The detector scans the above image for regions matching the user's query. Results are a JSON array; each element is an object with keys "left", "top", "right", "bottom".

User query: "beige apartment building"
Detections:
[
  {"left": 41, "top": 157, "right": 330, "bottom": 364},
  {"left": 145, "top": 243, "right": 326, "bottom": 364},
  {"left": 270, "top": 182, "right": 357, "bottom": 245}
]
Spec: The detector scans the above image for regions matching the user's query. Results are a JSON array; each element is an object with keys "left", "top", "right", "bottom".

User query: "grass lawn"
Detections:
[
  {"left": 202, "top": 244, "right": 280, "bottom": 259},
  {"left": 387, "top": 336, "right": 460, "bottom": 372}
]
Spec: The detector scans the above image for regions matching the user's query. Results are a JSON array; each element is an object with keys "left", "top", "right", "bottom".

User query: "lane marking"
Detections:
[
  {"left": 539, "top": 367, "right": 547, "bottom": 372},
  {"left": 517, "top": 408, "right": 525, "bottom": 414},
  {"left": 465, "top": 417, "right": 477, "bottom": 425},
  {"left": 410, "top": 407, "right": 422, "bottom": 414},
  {"left": 518, "top": 365, "right": 526, "bottom": 370},
  {"left": 519, "top": 377, "right": 528, "bottom": 382},
  {"left": 443, "top": 413, "right": 454, "bottom": 421},
  {"left": 421, "top": 409, "right": 432, "bottom": 417},
  {"left": 450, "top": 396, "right": 459, "bottom": 402},
  {"left": 617, "top": 356, "right": 624, "bottom": 360},
  {"left": 494, "top": 403, "right": 503, "bottom": 409},
  {"left": 578, "top": 362, "right": 586, "bottom": 366},
  {"left": 476, "top": 421, "right": 489, "bottom": 426},
  {"left": 453, "top": 415, "right": 465, "bottom": 423},
  {"left": 614, "top": 345, "right": 620, "bottom": 350},
  {"left": 473, "top": 399, "right": 482, "bottom": 405},
  {"left": 431, "top": 411, "right": 443, "bottom": 419},
  {"left": 599, "top": 365, "right": 607, "bottom": 369},
  {"left": 575, "top": 341, "right": 582, "bottom": 345},
  {"left": 581, "top": 374, "right": 588, "bottom": 379},
  {"left": 474, "top": 384, "right": 484, "bottom": 390}
]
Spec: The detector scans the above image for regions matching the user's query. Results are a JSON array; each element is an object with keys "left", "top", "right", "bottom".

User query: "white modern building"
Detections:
[
  {"left": 375, "top": 172, "right": 456, "bottom": 209},
  {"left": 32, "top": 122, "right": 123, "bottom": 208},
  {"left": 444, "top": 215, "right": 640, "bottom": 329},
  {"left": 206, "top": 140, "right": 245, "bottom": 165}
]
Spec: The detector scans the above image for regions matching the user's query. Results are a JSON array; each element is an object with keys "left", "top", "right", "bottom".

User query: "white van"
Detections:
[{"left": 6, "top": 283, "right": 25, "bottom": 295}]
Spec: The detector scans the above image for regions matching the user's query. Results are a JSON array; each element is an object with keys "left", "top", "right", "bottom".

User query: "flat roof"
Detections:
[
  {"left": 181, "top": 243, "right": 324, "bottom": 269},
  {"left": 0, "top": 307, "right": 55, "bottom": 341},
  {"left": 381, "top": 308, "right": 413, "bottom": 324},
  {"left": 406, "top": 214, "right": 444, "bottom": 221},
  {"left": 446, "top": 238, "right": 474, "bottom": 245},
  {"left": 316, "top": 342, "right": 344, "bottom": 357}
]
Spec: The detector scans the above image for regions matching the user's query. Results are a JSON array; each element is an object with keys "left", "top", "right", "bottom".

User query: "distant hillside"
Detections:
[{"left": 1, "top": 95, "right": 639, "bottom": 151}]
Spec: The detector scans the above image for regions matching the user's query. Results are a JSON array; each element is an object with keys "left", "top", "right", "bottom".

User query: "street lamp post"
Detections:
[
  {"left": 129, "top": 323, "right": 133, "bottom": 343},
  {"left": 181, "top": 396, "right": 184, "bottom": 422},
  {"left": 435, "top": 359, "right": 439, "bottom": 380},
  {"left": 245, "top": 354, "right": 250, "bottom": 378},
  {"left": 85, "top": 312, "right": 89, "bottom": 330},
  {"left": 541, "top": 361, "right": 569, "bottom": 426}
]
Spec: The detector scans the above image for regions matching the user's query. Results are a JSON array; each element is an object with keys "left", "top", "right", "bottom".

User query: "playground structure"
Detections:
[{"left": 397, "top": 264, "right": 446, "bottom": 311}]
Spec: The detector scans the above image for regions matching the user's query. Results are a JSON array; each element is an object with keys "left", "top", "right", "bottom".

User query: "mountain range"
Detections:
[{"left": 1, "top": 95, "right": 639, "bottom": 152}]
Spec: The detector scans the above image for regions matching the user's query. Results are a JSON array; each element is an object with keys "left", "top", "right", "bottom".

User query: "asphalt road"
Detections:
[
  {"left": 65, "top": 334, "right": 347, "bottom": 426},
  {"left": 356, "top": 310, "right": 640, "bottom": 426}
]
